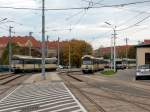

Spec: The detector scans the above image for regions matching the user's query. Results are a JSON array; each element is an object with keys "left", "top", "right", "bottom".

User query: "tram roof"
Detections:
[{"left": 12, "top": 55, "right": 57, "bottom": 61}]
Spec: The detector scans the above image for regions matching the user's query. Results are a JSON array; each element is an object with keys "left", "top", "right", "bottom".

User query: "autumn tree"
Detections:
[
  {"left": 128, "top": 46, "right": 136, "bottom": 59},
  {"left": 60, "top": 39, "right": 92, "bottom": 67},
  {"left": 0, "top": 43, "right": 41, "bottom": 65}
]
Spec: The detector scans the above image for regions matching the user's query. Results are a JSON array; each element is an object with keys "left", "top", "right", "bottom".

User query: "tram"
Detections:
[
  {"left": 81, "top": 55, "right": 105, "bottom": 73},
  {"left": 11, "top": 55, "right": 57, "bottom": 73}
]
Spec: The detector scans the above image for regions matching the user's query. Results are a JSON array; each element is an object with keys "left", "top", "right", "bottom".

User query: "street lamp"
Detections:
[
  {"left": 41, "top": 0, "right": 46, "bottom": 80},
  {"left": 105, "top": 22, "right": 117, "bottom": 72},
  {"left": 9, "top": 26, "right": 13, "bottom": 73}
]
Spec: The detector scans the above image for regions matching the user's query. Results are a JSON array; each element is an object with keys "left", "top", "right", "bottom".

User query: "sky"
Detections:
[{"left": 0, "top": 0, "right": 150, "bottom": 49}]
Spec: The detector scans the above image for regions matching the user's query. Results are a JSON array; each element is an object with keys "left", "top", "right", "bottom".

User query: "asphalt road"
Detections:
[{"left": 108, "top": 69, "right": 150, "bottom": 83}]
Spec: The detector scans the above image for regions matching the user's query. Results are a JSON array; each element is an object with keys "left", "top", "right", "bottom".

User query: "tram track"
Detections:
[
  {"left": 0, "top": 73, "right": 31, "bottom": 97},
  {"left": 60, "top": 72, "right": 150, "bottom": 112},
  {"left": 60, "top": 73, "right": 107, "bottom": 112}
]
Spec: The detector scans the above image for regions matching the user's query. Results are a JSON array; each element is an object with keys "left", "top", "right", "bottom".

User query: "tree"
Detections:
[
  {"left": 128, "top": 46, "right": 136, "bottom": 59},
  {"left": 0, "top": 43, "right": 41, "bottom": 65},
  {"left": 1, "top": 43, "right": 20, "bottom": 65},
  {"left": 60, "top": 39, "right": 93, "bottom": 67}
]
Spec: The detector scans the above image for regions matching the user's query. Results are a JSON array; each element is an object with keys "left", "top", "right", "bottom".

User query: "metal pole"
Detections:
[
  {"left": 57, "top": 37, "right": 60, "bottom": 67},
  {"left": 42, "top": 0, "right": 46, "bottom": 80},
  {"left": 113, "top": 28, "right": 116, "bottom": 72},
  {"left": 29, "top": 32, "right": 33, "bottom": 56},
  {"left": 46, "top": 35, "right": 49, "bottom": 57},
  {"left": 111, "top": 37, "right": 113, "bottom": 69},
  {"left": 125, "top": 38, "right": 128, "bottom": 67},
  {"left": 9, "top": 26, "right": 13, "bottom": 73},
  {"left": 69, "top": 41, "right": 71, "bottom": 70}
]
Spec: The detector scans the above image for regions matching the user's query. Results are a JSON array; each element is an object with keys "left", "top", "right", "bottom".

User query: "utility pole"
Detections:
[
  {"left": 125, "top": 37, "right": 129, "bottom": 67},
  {"left": 113, "top": 27, "right": 117, "bottom": 72},
  {"left": 46, "top": 35, "right": 49, "bottom": 57},
  {"left": 125, "top": 38, "right": 129, "bottom": 59},
  {"left": 69, "top": 41, "right": 71, "bottom": 70},
  {"left": 105, "top": 22, "right": 117, "bottom": 72},
  {"left": 57, "top": 37, "right": 60, "bottom": 67},
  {"left": 42, "top": 0, "right": 46, "bottom": 80},
  {"left": 110, "top": 37, "right": 113, "bottom": 69},
  {"left": 9, "top": 26, "right": 13, "bottom": 73},
  {"left": 29, "top": 32, "right": 33, "bottom": 56}
]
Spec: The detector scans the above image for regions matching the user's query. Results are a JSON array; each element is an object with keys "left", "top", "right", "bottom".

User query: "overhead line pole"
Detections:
[
  {"left": 29, "top": 32, "right": 33, "bottom": 56},
  {"left": 125, "top": 37, "right": 129, "bottom": 59},
  {"left": 110, "top": 37, "right": 113, "bottom": 69},
  {"left": 9, "top": 26, "right": 13, "bottom": 73},
  {"left": 105, "top": 22, "right": 117, "bottom": 72},
  {"left": 125, "top": 37, "right": 129, "bottom": 67},
  {"left": 69, "top": 41, "right": 71, "bottom": 70},
  {"left": 42, "top": 0, "right": 46, "bottom": 80},
  {"left": 57, "top": 37, "right": 60, "bottom": 67},
  {"left": 113, "top": 28, "right": 117, "bottom": 72},
  {"left": 46, "top": 35, "right": 49, "bottom": 58}
]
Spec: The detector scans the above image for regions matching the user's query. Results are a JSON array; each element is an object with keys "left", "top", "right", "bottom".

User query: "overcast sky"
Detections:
[{"left": 0, "top": 0, "right": 150, "bottom": 49}]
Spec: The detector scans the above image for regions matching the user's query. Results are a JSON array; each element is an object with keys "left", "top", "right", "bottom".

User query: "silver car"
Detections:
[{"left": 136, "top": 64, "right": 150, "bottom": 80}]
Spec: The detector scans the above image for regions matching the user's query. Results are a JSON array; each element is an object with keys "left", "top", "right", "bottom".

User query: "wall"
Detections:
[{"left": 136, "top": 47, "right": 150, "bottom": 67}]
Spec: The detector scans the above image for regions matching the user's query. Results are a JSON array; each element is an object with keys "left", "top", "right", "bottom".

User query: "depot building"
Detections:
[{"left": 136, "top": 44, "right": 150, "bottom": 67}]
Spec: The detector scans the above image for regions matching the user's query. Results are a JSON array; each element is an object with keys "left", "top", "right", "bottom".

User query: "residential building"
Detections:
[
  {"left": 136, "top": 43, "right": 150, "bottom": 67},
  {"left": 95, "top": 45, "right": 132, "bottom": 58},
  {"left": 0, "top": 36, "right": 59, "bottom": 58},
  {"left": 0, "top": 36, "right": 41, "bottom": 57}
]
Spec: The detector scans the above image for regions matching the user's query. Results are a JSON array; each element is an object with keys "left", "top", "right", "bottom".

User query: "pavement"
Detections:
[
  {"left": 24, "top": 72, "right": 62, "bottom": 84},
  {"left": 96, "top": 69, "right": 150, "bottom": 83},
  {"left": 0, "top": 72, "right": 87, "bottom": 112}
]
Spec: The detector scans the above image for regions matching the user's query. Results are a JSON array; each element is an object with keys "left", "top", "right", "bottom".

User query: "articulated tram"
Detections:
[
  {"left": 81, "top": 55, "right": 105, "bottom": 73},
  {"left": 11, "top": 55, "right": 57, "bottom": 73}
]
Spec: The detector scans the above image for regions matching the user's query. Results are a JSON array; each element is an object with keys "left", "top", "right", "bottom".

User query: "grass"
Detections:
[{"left": 101, "top": 70, "right": 116, "bottom": 76}]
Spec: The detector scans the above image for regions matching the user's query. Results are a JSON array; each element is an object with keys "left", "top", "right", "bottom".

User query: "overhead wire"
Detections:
[
  {"left": 0, "top": 1, "right": 149, "bottom": 11},
  {"left": 117, "top": 14, "right": 150, "bottom": 31}
]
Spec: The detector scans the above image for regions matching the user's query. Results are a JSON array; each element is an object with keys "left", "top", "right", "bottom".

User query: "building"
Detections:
[
  {"left": 0, "top": 36, "right": 41, "bottom": 57},
  {"left": 0, "top": 36, "right": 59, "bottom": 58},
  {"left": 46, "top": 41, "right": 58, "bottom": 57},
  {"left": 95, "top": 45, "right": 132, "bottom": 58},
  {"left": 136, "top": 43, "right": 150, "bottom": 67}
]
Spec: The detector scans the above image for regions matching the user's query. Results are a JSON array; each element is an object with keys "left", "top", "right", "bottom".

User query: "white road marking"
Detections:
[
  {"left": 40, "top": 99, "right": 74, "bottom": 107},
  {"left": 0, "top": 85, "right": 22, "bottom": 103},
  {"left": 52, "top": 106, "right": 80, "bottom": 112},
  {"left": 32, "top": 102, "right": 77, "bottom": 112},
  {"left": 4, "top": 92, "right": 69, "bottom": 103},
  {"left": 62, "top": 83, "right": 87, "bottom": 112},
  {"left": 0, "top": 96, "right": 72, "bottom": 110},
  {"left": 0, "top": 82, "right": 87, "bottom": 112}
]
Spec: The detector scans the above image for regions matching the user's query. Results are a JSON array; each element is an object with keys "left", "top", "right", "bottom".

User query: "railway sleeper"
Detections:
[{"left": 0, "top": 75, "right": 23, "bottom": 85}]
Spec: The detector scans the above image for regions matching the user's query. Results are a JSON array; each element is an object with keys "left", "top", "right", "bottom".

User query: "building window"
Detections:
[{"left": 145, "top": 53, "right": 150, "bottom": 64}]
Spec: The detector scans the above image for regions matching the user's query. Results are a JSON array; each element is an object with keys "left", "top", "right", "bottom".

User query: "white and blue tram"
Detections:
[
  {"left": 81, "top": 55, "right": 105, "bottom": 73},
  {"left": 11, "top": 55, "right": 57, "bottom": 73}
]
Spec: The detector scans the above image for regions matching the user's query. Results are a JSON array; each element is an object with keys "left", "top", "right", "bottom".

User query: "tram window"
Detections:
[
  {"left": 45, "top": 60, "right": 50, "bottom": 64},
  {"left": 34, "top": 60, "right": 41, "bottom": 64},
  {"left": 116, "top": 61, "right": 122, "bottom": 64},
  {"left": 83, "top": 60, "right": 92, "bottom": 65},
  {"left": 52, "top": 61, "right": 57, "bottom": 64},
  {"left": 145, "top": 53, "right": 150, "bottom": 64},
  {"left": 12, "top": 60, "right": 22, "bottom": 64}
]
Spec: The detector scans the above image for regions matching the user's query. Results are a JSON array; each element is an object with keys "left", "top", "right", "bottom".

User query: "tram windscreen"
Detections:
[
  {"left": 82, "top": 60, "right": 92, "bottom": 65},
  {"left": 116, "top": 61, "right": 122, "bottom": 64}
]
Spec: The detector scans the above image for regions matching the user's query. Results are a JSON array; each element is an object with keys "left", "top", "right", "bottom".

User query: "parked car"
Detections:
[
  {"left": 136, "top": 64, "right": 150, "bottom": 80},
  {"left": 58, "top": 65, "right": 63, "bottom": 69}
]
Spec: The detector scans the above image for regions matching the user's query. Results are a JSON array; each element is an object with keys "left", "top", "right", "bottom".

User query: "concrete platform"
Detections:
[
  {"left": 0, "top": 81, "right": 87, "bottom": 112},
  {"left": 24, "top": 72, "right": 62, "bottom": 84}
]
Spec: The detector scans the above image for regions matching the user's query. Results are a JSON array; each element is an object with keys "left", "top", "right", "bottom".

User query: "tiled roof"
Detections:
[
  {"left": 0, "top": 36, "right": 41, "bottom": 48},
  {"left": 46, "top": 41, "right": 64, "bottom": 49},
  {"left": 144, "top": 40, "right": 150, "bottom": 44}
]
